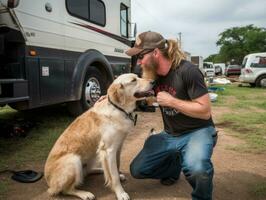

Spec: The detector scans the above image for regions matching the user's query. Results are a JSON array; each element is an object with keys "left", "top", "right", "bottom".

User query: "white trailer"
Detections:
[
  {"left": 191, "top": 56, "right": 203, "bottom": 69},
  {"left": 0, "top": 0, "right": 134, "bottom": 115}
]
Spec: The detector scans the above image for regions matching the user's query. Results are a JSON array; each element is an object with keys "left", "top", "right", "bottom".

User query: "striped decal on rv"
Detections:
[{"left": 70, "top": 22, "right": 132, "bottom": 47}]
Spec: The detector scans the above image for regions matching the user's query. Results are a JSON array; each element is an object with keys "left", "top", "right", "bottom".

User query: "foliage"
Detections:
[
  {"left": 204, "top": 54, "right": 217, "bottom": 62},
  {"left": 204, "top": 54, "right": 224, "bottom": 63},
  {"left": 0, "top": 106, "right": 73, "bottom": 171},
  {"left": 250, "top": 182, "right": 266, "bottom": 199},
  {"left": 215, "top": 24, "right": 266, "bottom": 64}
]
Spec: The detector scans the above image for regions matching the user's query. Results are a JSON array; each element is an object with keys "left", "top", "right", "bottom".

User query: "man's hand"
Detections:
[{"left": 156, "top": 91, "right": 175, "bottom": 107}]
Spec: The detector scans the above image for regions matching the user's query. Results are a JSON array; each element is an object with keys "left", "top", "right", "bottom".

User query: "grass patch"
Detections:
[
  {"left": 0, "top": 105, "right": 74, "bottom": 196},
  {"left": 0, "top": 180, "right": 8, "bottom": 199},
  {"left": 212, "top": 84, "right": 266, "bottom": 153},
  {"left": 0, "top": 106, "right": 74, "bottom": 170},
  {"left": 249, "top": 181, "right": 266, "bottom": 199}
]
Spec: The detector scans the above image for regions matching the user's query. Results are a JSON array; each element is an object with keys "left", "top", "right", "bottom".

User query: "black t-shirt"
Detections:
[{"left": 154, "top": 60, "right": 214, "bottom": 136}]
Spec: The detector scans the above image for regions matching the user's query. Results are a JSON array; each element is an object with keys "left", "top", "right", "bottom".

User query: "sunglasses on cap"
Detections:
[{"left": 136, "top": 49, "right": 154, "bottom": 60}]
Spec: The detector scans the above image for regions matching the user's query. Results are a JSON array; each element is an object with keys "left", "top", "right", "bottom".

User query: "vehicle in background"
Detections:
[
  {"left": 214, "top": 63, "right": 225, "bottom": 75},
  {"left": 239, "top": 52, "right": 266, "bottom": 87},
  {"left": 214, "top": 65, "right": 222, "bottom": 75},
  {"left": 184, "top": 51, "right": 191, "bottom": 62},
  {"left": 191, "top": 55, "right": 203, "bottom": 70},
  {"left": 224, "top": 65, "right": 241, "bottom": 76},
  {"left": 202, "top": 62, "right": 215, "bottom": 77},
  {"left": 0, "top": 0, "right": 135, "bottom": 116}
]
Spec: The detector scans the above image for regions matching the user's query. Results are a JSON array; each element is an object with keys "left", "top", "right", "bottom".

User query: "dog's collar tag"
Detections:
[{"left": 128, "top": 113, "right": 137, "bottom": 126}]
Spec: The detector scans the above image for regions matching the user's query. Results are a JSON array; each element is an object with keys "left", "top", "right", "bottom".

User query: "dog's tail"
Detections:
[{"left": 98, "top": 141, "right": 112, "bottom": 188}]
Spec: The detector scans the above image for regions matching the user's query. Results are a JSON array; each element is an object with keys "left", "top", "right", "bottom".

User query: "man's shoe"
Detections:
[{"left": 160, "top": 177, "right": 177, "bottom": 186}]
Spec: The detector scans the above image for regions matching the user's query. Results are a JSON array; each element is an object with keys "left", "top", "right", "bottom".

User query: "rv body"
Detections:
[
  {"left": 191, "top": 56, "right": 203, "bottom": 69},
  {"left": 0, "top": 0, "right": 134, "bottom": 115},
  {"left": 191, "top": 56, "right": 205, "bottom": 76}
]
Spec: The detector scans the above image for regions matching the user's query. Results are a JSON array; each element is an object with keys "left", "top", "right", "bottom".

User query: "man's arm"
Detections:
[{"left": 156, "top": 91, "right": 211, "bottom": 120}]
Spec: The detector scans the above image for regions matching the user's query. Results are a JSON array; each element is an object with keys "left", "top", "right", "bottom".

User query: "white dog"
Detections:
[{"left": 44, "top": 73, "right": 154, "bottom": 200}]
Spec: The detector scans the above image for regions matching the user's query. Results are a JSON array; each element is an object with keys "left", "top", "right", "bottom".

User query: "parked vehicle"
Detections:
[
  {"left": 202, "top": 62, "right": 215, "bottom": 77},
  {"left": 214, "top": 63, "right": 225, "bottom": 75},
  {"left": 214, "top": 65, "right": 222, "bottom": 75},
  {"left": 239, "top": 52, "right": 266, "bottom": 87},
  {"left": 0, "top": 0, "right": 135, "bottom": 115},
  {"left": 224, "top": 65, "right": 241, "bottom": 76},
  {"left": 191, "top": 56, "right": 203, "bottom": 69}
]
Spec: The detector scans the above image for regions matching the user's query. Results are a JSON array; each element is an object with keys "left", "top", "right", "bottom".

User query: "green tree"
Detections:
[
  {"left": 204, "top": 54, "right": 224, "bottom": 63},
  {"left": 204, "top": 54, "right": 217, "bottom": 62},
  {"left": 216, "top": 25, "right": 266, "bottom": 64}
]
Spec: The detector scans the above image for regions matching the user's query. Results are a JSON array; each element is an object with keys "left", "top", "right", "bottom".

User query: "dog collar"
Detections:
[{"left": 108, "top": 96, "right": 138, "bottom": 126}]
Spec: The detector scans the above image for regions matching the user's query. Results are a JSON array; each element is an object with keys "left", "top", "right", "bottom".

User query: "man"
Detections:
[{"left": 126, "top": 31, "right": 217, "bottom": 200}]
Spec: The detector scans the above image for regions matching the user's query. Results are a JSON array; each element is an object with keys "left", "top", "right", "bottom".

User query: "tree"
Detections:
[
  {"left": 204, "top": 54, "right": 223, "bottom": 63},
  {"left": 216, "top": 25, "right": 266, "bottom": 64},
  {"left": 204, "top": 54, "right": 217, "bottom": 62}
]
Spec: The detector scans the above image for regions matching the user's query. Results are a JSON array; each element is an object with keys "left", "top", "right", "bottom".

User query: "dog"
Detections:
[{"left": 44, "top": 73, "right": 154, "bottom": 200}]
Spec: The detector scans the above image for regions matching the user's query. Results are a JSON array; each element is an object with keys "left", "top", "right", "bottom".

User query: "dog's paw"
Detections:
[
  {"left": 117, "top": 192, "right": 130, "bottom": 200},
  {"left": 119, "top": 173, "right": 127, "bottom": 182},
  {"left": 80, "top": 192, "right": 95, "bottom": 200}
]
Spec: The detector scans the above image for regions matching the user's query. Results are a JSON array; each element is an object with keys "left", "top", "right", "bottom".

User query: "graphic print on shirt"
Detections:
[{"left": 154, "top": 84, "right": 179, "bottom": 116}]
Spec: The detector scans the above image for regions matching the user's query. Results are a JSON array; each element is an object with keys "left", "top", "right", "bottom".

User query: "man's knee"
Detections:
[
  {"left": 130, "top": 157, "right": 156, "bottom": 179},
  {"left": 183, "top": 160, "right": 213, "bottom": 179},
  {"left": 130, "top": 162, "right": 145, "bottom": 179}
]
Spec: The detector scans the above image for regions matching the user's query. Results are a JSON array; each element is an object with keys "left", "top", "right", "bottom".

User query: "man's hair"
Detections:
[{"left": 159, "top": 39, "right": 186, "bottom": 69}]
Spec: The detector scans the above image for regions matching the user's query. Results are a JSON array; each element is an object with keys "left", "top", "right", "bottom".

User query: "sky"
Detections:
[{"left": 131, "top": 0, "right": 266, "bottom": 59}]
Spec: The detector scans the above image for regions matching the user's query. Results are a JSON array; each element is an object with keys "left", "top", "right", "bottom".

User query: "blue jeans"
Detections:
[{"left": 130, "top": 126, "right": 217, "bottom": 200}]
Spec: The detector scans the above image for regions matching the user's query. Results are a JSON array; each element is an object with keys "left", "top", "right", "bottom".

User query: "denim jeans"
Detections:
[{"left": 130, "top": 126, "right": 217, "bottom": 200}]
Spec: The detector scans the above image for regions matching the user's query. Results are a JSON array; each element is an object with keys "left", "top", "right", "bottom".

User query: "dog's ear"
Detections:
[
  {"left": 108, "top": 83, "right": 126, "bottom": 105},
  {"left": 117, "top": 84, "right": 126, "bottom": 105}
]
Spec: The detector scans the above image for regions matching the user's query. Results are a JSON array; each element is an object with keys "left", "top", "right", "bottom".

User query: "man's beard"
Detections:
[{"left": 141, "top": 57, "right": 159, "bottom": 80}]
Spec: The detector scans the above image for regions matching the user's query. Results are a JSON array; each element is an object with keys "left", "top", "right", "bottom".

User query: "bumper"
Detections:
[{"left": 239, "top": 75, "right": 256, "bottom": 83}]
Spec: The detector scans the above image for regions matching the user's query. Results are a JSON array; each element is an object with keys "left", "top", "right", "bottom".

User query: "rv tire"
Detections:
[{"left": 67, "top": 66, "right": 107, "bottom": 116}]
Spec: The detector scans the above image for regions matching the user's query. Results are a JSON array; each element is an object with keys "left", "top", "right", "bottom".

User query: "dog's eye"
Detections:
[{"left": 131, "top": 78, "right": 137, "bottom": 82}]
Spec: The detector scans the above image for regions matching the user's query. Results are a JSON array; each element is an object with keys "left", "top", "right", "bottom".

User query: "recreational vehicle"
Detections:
[{"left": 0, "top": 0, "right": 134, "bottom": 115}]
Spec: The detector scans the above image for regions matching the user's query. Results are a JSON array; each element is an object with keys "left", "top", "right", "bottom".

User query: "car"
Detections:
[
  {"left": 239, "top": 52, "right": 266, "bottom": 87},
  {"left": 224, "top": 65, "right": 241, "bottom": 76}
]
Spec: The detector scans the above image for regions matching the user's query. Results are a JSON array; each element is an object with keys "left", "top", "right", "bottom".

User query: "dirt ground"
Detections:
[{"left": 3, "top": 107, "right": 266, "bottom": 200}]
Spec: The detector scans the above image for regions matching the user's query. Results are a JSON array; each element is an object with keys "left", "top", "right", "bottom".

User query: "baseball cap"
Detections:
[{"left": 126, "top": 31, "right": 167, "bottom": 56}]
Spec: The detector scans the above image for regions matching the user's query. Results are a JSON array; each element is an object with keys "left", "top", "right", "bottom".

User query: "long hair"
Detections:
[{"left": 160, "top": 39, "right": 186, "bottom": 69}]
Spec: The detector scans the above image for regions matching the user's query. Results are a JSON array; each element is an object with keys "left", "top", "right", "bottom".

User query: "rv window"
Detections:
[
  {"left": 66, "top": 0, "right": 89, "bottom": 19},
  {"left": 120, "top": 4, "right": 128, "bottom": 37},
  {"left": 90, "top": 0, "right": 106, "bottom": 26},
  {"left": 66, "top": 0, "right": 106, "bottom": 26}
]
